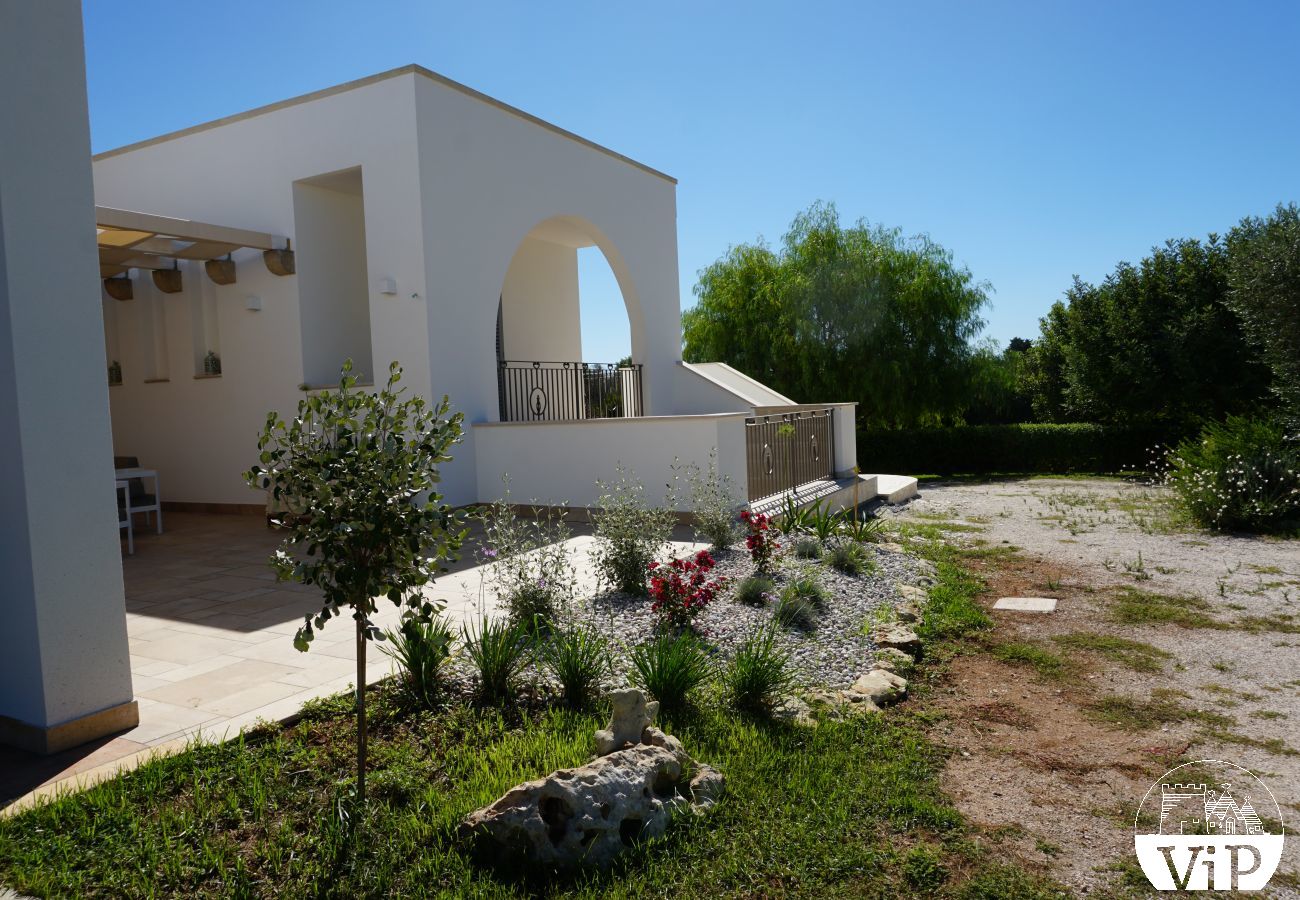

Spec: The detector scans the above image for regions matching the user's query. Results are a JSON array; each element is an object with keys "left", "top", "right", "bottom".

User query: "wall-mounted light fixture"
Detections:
[
  {"left": 245, "top": 295, "right": 263, "bottom": 311},
  {"left": 377, "top": 276, "right": 397, "bottom": 295}
]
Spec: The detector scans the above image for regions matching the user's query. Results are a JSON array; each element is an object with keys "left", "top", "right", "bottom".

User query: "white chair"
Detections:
[{"left": 116, "top": 481, "right": 134, "bottom": 555}]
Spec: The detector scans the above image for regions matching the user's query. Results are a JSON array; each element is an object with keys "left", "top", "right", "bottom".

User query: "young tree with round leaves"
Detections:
[{"left": 245, "top": 360, "right": 466, "bottom": 806}]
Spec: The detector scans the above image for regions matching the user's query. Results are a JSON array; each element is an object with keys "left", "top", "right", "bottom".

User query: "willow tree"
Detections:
[
  {"left": 246, "top": 360, "right": 466, "bottom": 805},
  {"left": 682, "top": 202, "right": 989, "bottom": 427}
]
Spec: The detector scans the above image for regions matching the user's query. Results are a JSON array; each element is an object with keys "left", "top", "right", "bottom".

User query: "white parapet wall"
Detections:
[{"left": 472, "top": 413, "right": 749, "bottom": 511}]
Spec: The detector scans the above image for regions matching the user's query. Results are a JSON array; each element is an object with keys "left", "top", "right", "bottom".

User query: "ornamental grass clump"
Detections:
[
  {"left": 542, "top": 626, "right": 611, "bottom": 709},
  {"left": 591, "top": 466, "right": 677, "bottom": 596},
  {"left": 734, "top": 575, "right": 776, "bottom": 606},
  {"left": 245, "top": 359, "right": 466, "bottom": 806},
  {"left": 783, "top": 572, "right": 829, "bottom": 610},
  {"left": 462, "top": 615, "right": 533, "bottom": 704},
  {"left": 647, "top": 549, "right": 727, "bottom": 632},
  {"left": 476, "top": 489, "right": 577, "bottom": 632},
  {"left": 773, "top": 593, "right": 818, "bottom": 631},
  {"left": 679, "top": 450, "right": 742, "bottom": 550},
  {"left": 1163, "top": 416, "right": 1300, "bottom": 534},
  {"left": 827, "top": 539, "right": 872, "bottom": 576},
  {"left": 740, "top": 509, "right": 780, "bottom": 576},
  {"left": 384, "top": 616, "right": 456, "bottom": 709},
  {"left": 793, "top": 535, "right": 823, "bottom": 559},
  {"left": 630, "top": 631, "right": 713, "bottom": 712},
  {"left": 723, "top": 623, "right": 797, "bottom": 715}
]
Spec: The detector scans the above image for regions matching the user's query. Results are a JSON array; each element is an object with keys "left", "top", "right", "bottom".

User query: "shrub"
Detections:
[
  {"left": 826, "top": 539, "right": 872, "bottom": 576},
  {"left": 740, "top": 509, "right": 780, "bottom": 576},
  {"left": 734, "top": 575, "right": 776, "bottom": 606},
  {"left": 630, "top": 632, "right": 713, "bottom": 711},
  {"left": 462, "top": 615, "right": 532, "bottom": 704},
  {"left": 647, "top": 550, "right": 726, "bottom": 632},
  {"left": 793, "top": 534, "right": 823, "bottom": 559},
  {"left": 856, "top": 423, "right": 1186, "bottom": 476},
  {"left": 476, "top": 488, "right": 577, "bottom": 632},
  {"left": 679, "top": 450, "right": 742, "bottom": 550},
  {"left": 542, "top": 626, "right": 611, "bottom": 709},
  {"left": 384, "top": 616, "right": 455, "bottom": 708},
  {"left": 1163, "top": 416, "right": 1300, "bottom": 533},
  {"left": 783, "top": 572, "right": 829, "bottom": 610},
  {"left": 773, "top": 593, "right": 818, "bottom": 630},
  {"left": 723, "top": 624, "right": 796, "bottom": 714},
  {"left": 591, "top": 466, "right": 677, "bottom": 596}
]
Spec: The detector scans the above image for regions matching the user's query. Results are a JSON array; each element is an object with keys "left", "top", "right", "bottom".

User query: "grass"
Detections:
[
  {"left": 1108, "top": 588, "right": 1223, "bottom": 629},
  {"left": 1085, "top": 693, "right": 1235, "bottom": 731},
  {"left": 987, "top": 642, "right": 1070, "bottom": 679},
  {"left": 0, "top": 682, "right": 1065, "bottom": 898},
  {"left": 1051, "top": 633, "right": 1172, "bottom": 673}
]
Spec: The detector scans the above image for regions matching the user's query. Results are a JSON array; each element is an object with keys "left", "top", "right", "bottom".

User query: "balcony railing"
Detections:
[
  {"left": 744, "top": 407, "right": 834, "bottom": 501},
  {"left": 498, "top": 360, "right": 643, "bottom": 422}
]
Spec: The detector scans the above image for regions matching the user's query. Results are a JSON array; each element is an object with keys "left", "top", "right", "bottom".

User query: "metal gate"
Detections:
[{"left": 744, "top": 407, "right": 834, "bottom": 501}]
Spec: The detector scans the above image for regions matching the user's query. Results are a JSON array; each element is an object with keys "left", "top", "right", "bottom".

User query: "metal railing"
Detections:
[
  {"left": 498, "top": 360, "right": 643, "bottom": 422},
  {"left": 744, "top": 407, "right": 834, "bottom": 501}
]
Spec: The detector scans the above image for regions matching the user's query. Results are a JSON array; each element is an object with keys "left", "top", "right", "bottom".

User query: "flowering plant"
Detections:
[
  {"left": 647, "top": 550, "right": 726, "bottom": 631},
  {"left": 740, "top": 509, "right": 779, "bottom": 575}
]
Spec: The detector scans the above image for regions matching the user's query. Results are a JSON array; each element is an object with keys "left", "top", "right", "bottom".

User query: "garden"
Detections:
[{"left": 0, "top": 364, "right": 1068, "bottom": 899}]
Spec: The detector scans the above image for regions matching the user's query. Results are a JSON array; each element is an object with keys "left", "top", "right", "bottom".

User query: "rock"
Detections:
[
  {"left": 848, "top": 669, "right": 908, "bottom": 706},
  {"left": 895, "top": 583, "right": 928, "bottom": 606},
  {"left": 873, "top": 624, "right": 922, "bottom": 657},
  {"left": 895, "top": 603, "right": 922, "bottom": 624},
  {"left": 462, "top": 689, "right": 723, "bottom": 871},
  {"left": 873, "top": 647, "right": 915, "bottom": 674},
  {"left": 878, "top": 542, "right": 906, "bottom": 553},
  {"left": 595, "top": 688, "right": 659, "bottom": 756},
  {"left": 461, "top": 744, "right": 711, "bottom": 869},
  {"left": 772, "top": 695, "right": 817, "bottom": 728}
]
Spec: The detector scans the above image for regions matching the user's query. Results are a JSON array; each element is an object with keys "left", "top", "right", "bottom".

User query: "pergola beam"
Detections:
[{"left": 95, "top": 206, "right": 278, "bottom": 251}]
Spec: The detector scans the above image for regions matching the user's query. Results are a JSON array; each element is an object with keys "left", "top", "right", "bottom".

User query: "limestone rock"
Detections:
[
  {"left": 848, "top": 669, "right": 908, "bottom": 707},
  {"left": 895, "top": 603, "right": 922, "bottom": 624},
  {"left": 772, "top": 695, "right": 817, "bottom": 727},
  {"left": 873, "top": 647, "right": 915, "bottom": 674},
  {"left": 895, "top": 583, "right": 928, "bottom": 606},
  {"left": 873, "top": 624, "right": 922, "bottom": 657},
  {"left": 595, "top": 688, "right": 659, "bottom": 756},
  {"left": 878, "top": 542, "right": 906, "bottom": 554}
]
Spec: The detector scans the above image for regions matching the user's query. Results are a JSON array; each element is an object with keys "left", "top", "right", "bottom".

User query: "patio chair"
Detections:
[
  {"left": 116, "top": 482, "right": 134, "bottom": 555},
  {"left": 114, "top": 454, "right": 160, "bottom": 530}
]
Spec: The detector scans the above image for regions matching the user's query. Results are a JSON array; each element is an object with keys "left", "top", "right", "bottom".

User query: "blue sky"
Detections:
[{"left": 83, "top": 1, "right": 1300, "bottom": 363}]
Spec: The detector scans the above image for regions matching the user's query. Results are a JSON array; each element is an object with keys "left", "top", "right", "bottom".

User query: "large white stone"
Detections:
[{"left": 993, "top": 597, "right": 1058, "bottom": 613}]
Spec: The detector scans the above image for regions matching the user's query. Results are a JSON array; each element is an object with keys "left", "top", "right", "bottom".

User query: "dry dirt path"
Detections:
[{"left": 889, "top": 477, "right": 1300, "bottom": 897}]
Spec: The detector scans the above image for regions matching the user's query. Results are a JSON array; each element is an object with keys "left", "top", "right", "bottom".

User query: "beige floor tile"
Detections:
[
  {"left": 140, "top": 659, "right": 302, "bottom": 709},
  {"left": 128, "top": 628, "right": 260, "bottom": 663},
  {"left": 191, "top": 681, "right": 305, "bottom": 718},
  {"left": 147, "top": 653, "right": 247, "bottom": 683}
]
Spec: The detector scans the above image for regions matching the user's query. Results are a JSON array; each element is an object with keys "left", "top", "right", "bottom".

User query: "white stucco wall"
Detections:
[
  {"left": 0, "top": 0, "right": 134, "bottom": 733},
  {"left": 473, "top": 413, "right": 748, "bottom": 511},
  {"left": 499, "top": 235, "right": 581, "bottom": 362}
]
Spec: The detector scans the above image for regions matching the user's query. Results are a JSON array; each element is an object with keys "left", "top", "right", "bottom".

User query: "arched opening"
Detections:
[{"left": 496, "top": 217, "right": 641, "bottom": 421}]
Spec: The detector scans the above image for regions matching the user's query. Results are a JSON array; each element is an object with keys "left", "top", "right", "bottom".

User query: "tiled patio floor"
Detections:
[{"left": 1, "top": 511, "right": 703, "bottom": 809}]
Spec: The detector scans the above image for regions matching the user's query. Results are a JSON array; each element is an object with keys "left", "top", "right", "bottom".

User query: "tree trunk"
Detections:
[{"left": 355, "top": 616, "right": 367, "bottom": 806}]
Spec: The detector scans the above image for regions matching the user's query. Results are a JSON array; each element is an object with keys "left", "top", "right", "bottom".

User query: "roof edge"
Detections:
[{"left": 91, "top": 64, "right": 676, "bottom": 185}]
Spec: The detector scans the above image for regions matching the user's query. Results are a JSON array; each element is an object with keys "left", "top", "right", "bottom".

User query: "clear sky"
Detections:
[{"left": 83, "top": 1, "right": 1300, "bottom": 363}]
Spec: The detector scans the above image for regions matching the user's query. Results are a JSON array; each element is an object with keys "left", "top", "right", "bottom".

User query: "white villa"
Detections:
[{"left": 0, "top": 2, "right": 912, "bottom": 761}]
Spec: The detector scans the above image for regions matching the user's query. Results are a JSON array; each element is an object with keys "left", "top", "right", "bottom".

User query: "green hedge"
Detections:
[{"left": 857, "top": 423, "right": 1184, "bottom": 476}]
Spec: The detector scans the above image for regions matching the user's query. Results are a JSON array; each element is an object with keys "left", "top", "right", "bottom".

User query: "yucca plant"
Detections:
[
  {"left": 384, "top": 616, "right": 456, "bottom": 708},
  {"left": 543, "top": 625, "right": 611, "bottom": 709},
  {"left": 723, "top": 623, "right": 797, "bottom": 714},
  {"left": 777, "top": 494, "right": 815, "bottom": 535},
  {"left": 734, "top": 575, "right": 776, "bottom": 606},
  {"left": 773, "top": 593, "right": 818, "bottom": 630},
  {"left": 840, "top": 511, "right": 885, "bottom": 543},
  {"left": 630, "top": 632, "right": 713, "bottom": 712},
  {"left": 462, "top": 615, "right": 533, "bottom": 704}
]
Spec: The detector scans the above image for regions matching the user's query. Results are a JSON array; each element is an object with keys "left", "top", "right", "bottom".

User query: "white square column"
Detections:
[{"left": 0, "top": 0, "right": 137, "bottom": 752}]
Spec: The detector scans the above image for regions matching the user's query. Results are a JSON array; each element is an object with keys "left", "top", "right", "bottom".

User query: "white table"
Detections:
[{"left": 114, "top": 467, "right": 162, "bottom": 534}]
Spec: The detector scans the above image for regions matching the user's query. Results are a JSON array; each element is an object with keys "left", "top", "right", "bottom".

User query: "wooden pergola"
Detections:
[{"left": 97, "top": 206, "right": 293, "bottom": 297}]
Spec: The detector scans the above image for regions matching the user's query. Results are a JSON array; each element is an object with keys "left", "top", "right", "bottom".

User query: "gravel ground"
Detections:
[{"left": 569, "top": 542, "right": 923, "bottom": 690}]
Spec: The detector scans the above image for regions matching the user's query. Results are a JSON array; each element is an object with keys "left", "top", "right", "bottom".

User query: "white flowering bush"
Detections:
[
  {"left": 1163, "top": 416, "right": 1300, "bottom": 534},
  {"left": 475, "top": 483, "right": 577, "bottom": 632}
]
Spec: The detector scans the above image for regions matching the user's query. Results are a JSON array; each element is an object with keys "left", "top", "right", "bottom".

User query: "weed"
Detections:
[
  {"left": 1109, "top": 588, "right": 1222, "bottom": 629},
  {"left": 1051, "top": 633, "right": 1171, "bottom": 673},
  {"left": 989, "top": 641, "right": 1070, "bottom": 679}
]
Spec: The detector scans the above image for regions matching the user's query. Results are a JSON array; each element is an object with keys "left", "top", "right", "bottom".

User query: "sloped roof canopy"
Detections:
[{"left": 96, "top": 206, "right": 280, "bottom": 277}]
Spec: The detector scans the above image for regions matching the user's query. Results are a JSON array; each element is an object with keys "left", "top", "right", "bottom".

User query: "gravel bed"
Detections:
[{"left": 565, "top": 541, "right": 925, "bottom": 690}]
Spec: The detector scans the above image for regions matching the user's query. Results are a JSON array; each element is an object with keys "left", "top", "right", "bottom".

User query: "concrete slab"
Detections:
[
  {"left": 872, "top": 474, "right": 919, "bottom": 503},
  {"left": 994, "top": 597, "right": 1058, "bottom": 613}
]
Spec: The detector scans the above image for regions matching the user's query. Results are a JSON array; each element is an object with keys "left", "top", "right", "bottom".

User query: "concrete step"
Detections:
[{"left": 750, "top": 472, "right": 915, "bottom": 517}]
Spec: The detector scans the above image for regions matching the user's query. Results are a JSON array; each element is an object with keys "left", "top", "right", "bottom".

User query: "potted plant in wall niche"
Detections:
[
  {"left": 107, "top": 360, "right": 122, "bottom": 386},
  {"left": 203, "top": 350, "right": 222, "bottom": 376}
]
